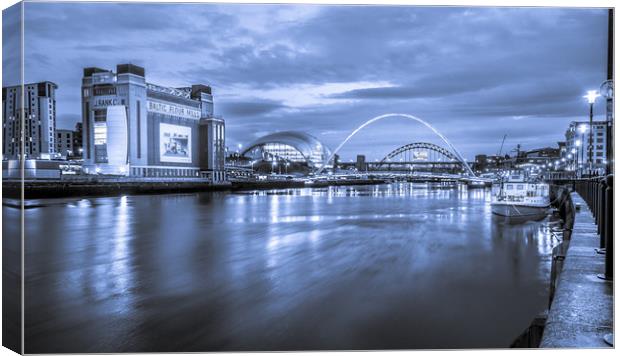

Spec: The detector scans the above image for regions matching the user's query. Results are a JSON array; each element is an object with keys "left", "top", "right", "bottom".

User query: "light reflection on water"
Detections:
[{"left": 16, "top": 183, "right": 557, "bottom": 352}]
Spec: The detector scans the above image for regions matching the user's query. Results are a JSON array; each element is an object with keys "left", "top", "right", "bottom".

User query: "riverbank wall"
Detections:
[
  {"left": 1, "top": 177, "right": 388, "bottom": 200},
  {"left": 2, "top": 179, "right": 231, "bottom": 200},
  {"left": 511, "top": 184, "right": 575, "bottom": 348}
]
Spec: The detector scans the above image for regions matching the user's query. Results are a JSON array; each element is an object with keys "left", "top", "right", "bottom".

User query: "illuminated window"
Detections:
[
  {"left": 94, "top": 123, "right": 107, "bottom": 145},
  {"left": 93, "top": 109, "right": 108, "bottom": 163}
]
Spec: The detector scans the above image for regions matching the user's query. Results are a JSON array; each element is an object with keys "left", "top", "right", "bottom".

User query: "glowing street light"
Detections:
[
  {"left": 578, "top": 124, "right": 588, "bottom": 134},
  {"left": 584, "top": 90, "right": 600, "bottom": 104}
]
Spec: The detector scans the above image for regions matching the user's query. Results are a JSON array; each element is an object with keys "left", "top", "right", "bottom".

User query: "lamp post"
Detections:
[
  {"left": 578, "top": 124, "right": 587, "bottom": 176},
  {"left": 574, "top": 143, "right": 580, "bottom": 176},
  {"left": 600, "top": 79, "right": 614, "bottom": 175},
  {"left": 584, "top": 90, "right": 600, "bottom": 175}
]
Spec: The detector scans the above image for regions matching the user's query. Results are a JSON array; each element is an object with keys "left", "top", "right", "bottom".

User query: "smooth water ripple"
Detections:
[{"left": 8, "top": 183, "right": 557, "bottom": 352}]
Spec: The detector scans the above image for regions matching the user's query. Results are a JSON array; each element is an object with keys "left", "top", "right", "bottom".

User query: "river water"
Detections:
[{"left": 7, "top": 183, "right": 558, "bottom": 352}]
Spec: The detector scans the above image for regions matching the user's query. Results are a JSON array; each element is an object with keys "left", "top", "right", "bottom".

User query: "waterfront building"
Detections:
[
  {"left": 81, "top": 64, "right": 226, "bottom": 182},
  {"left": 558, "top": 141, "right": 567, "bottom": 160},
  {"left": 240, "top": 131, "right": 331, "bottom": 172},
  {"left": 565, "top": 120, "right": 607, "bottom": 172},
  {"left": 474, "top": 154, "right": 504, "bottom": 172},
  {"left": 495, "top": 143, "right": 563, "bottom": 171},
  {"left": 55, "top": 123, "right": 83, "bottom": 160},
  {"left": 356, "top": 155, "right": 366, "bottom": 171},
  {"left": 520, "top": 147, "right": 560, "bottom": 167},
  {"left": 2, "top": 81, "right": 58, "bottom": 159},
  {"left": 332, "top": 154, "right": 340, "bottom": 170},
  {"left": 56, "top": 129, "right": 74, "bottom": 158},
  {"left": 72, "top": 122, "right": 83, "bottom": 159}
]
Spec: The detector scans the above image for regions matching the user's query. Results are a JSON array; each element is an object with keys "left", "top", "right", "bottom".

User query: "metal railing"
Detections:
[{"left": 574, "top": 175, "right": 613, "bottom": 280}]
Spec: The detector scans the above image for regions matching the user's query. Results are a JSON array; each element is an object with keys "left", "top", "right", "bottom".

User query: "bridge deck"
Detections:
[{"left": 540, "top": 192, "right": 613, "bottom": 348}]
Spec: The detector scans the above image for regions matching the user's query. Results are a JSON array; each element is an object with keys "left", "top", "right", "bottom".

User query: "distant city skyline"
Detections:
[{"left": 3, "top": 2, "right": 610, "bottom": 160}]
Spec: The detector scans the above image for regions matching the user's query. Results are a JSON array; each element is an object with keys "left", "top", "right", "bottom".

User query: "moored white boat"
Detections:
[{"left": 491, "top": 172, "right": 550, "bottom": 218}]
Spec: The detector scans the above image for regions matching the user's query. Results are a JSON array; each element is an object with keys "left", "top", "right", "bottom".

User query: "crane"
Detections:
[{"left": 498, "top": 134, "right": 507, "bottom": 157}]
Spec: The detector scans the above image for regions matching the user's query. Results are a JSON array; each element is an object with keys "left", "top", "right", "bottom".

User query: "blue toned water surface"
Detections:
[{"left": 12, "top": 183, "right": 556, "bottom": 352}]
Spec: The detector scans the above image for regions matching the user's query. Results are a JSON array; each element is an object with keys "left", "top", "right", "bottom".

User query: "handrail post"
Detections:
[
  {"left": 604, "top": 175, "right": 613, "bottom": 280},
  {"left": 594, "top": 178, "right": 600, "bottom": 221},
  {"left": 589, "top": 180, "right": 593, "bottom": 208},
  {"left": 598, "top": 178, "right": 607, "bottom": 247},
  {"left": 587, "top": 180, "right": 591, "bottom": 208},
  {"left": 590, "top": 179, "right": 596, "bottom": 208},
  {"left": 587, "top": 178, "right": 592, "bottom": 212},
  {"left": 597, "top": 179, "right": 603, "bottom": 229}
]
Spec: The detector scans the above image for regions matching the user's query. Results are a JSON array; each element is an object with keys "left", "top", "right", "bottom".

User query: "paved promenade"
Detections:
[{"left": 541, "top": 192, "right": 613, "bottom": 348}]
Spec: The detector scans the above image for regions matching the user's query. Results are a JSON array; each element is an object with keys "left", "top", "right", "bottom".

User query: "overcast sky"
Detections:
[{"left": 3, "top": 2, "right": 610, "bottom": 160}]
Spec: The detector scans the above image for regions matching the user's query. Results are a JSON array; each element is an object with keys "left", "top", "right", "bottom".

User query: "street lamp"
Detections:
[
  {"left": 584, "top": 90, "right": 600, "bottom": 174},
  {"left": 578, "top": 125, "right": 587, "bottom": 175},
  {"left": 600, "top": 79, "right": 614, "bottom": 175}
]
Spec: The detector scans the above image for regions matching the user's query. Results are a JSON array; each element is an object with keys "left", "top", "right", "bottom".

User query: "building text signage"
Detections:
[
  {"left": 92, "top": 97, "right": 122, "bottom": 107},
  {"left": 147, "top": 100, "right": 200, "bottom": 120}
]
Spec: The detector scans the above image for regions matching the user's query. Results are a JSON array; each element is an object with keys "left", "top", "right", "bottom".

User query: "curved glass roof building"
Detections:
[{"left": 241, "top": 131, "right": 331, "bottom": 169}]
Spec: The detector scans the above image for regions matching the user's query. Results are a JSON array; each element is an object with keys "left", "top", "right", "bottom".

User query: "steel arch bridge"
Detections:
[
  {"left": 379, "top": 142, "right": 459, "bottom": 165},
  {"left": 353, "top": 142, "right": 470, "bottom": 174}
]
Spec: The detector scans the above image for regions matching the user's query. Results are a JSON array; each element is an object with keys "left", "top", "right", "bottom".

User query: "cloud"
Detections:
[
  {"left": 219, "top": 99, "right": 286, "bottom": 117},
  {"left": 15, "top": 3, "right": 610, "bottom": 159},
  {"left": 2, "top": 3, "right": 22, "bottom": 87}
]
